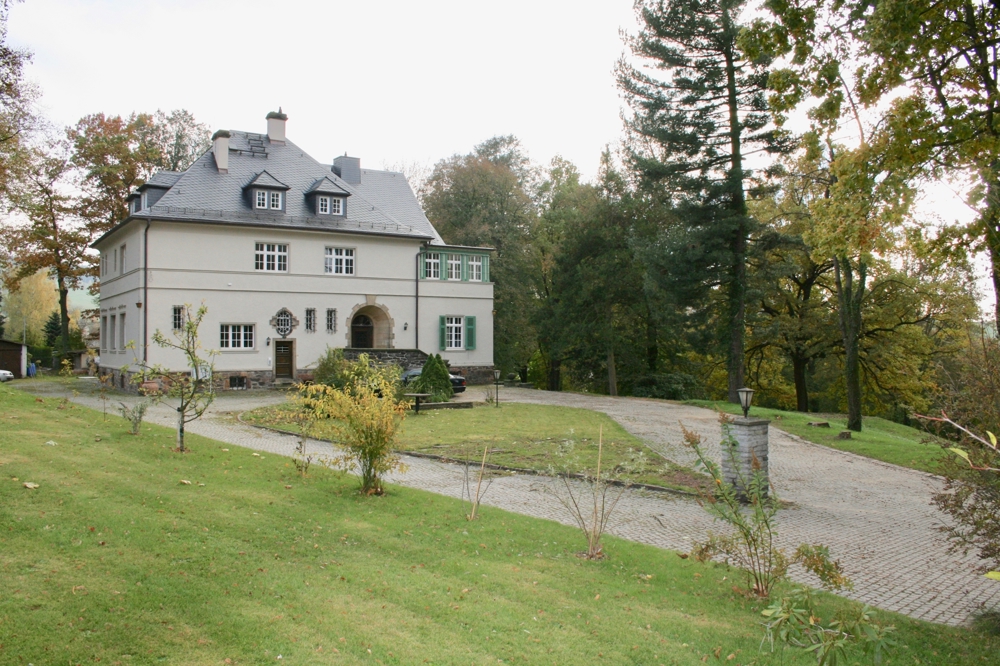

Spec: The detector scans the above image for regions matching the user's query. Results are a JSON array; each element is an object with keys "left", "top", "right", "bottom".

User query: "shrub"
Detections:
[
  {"left": 632, "top": 373, "right": 700, "bottom": 400},
  {"left": 313, "top": 347, "right": 352, "bottom": 388},
  {"left": 297, "top": 377, "right": 407, "bottom": 495},
  {"left": 313, "top": 348, "right": 401, "bottom": 396},
  {"left": 118, "top": 400, "right": 152, "bottom": 435},
  {"left": 413, "top": 354, "right": 452, "bottom": 402}
]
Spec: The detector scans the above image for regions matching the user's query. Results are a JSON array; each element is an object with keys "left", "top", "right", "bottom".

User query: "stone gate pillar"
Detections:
[{"left": 722, "top": 417, "right": 771, "bottom": 501}]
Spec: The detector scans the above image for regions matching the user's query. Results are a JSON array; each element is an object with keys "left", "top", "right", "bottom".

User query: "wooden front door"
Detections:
[
  {"left": 275, "top": 340, "right": 294, "bottom": 378},
  {"left": 351, "top": 315, "right": 373, "bottom": 348}
]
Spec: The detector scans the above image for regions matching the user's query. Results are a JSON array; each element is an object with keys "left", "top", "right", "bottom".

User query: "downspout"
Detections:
[
  {"left": 415, "top": 247, "right": 422, "bottom": 350},
  {"left": 144, "top": 217, "right": 150, "bottom": 363}
]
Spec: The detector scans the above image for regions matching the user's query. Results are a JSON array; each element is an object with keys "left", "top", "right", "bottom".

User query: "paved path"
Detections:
[{"left": 19, "top": 380, "right": 1000, "bottom": 626}]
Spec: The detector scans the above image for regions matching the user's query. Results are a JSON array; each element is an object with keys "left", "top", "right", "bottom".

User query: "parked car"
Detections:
[
  {"left": 0, "top": 369, "right": 14, "bottom": 382},
  {"left": 401, "top": 368, "right": 467, "bottom": 393}
]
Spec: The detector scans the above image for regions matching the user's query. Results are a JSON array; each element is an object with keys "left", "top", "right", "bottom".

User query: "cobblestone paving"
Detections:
[{"left": 21, "top": 380, "right": 1000, "bottom": 626}]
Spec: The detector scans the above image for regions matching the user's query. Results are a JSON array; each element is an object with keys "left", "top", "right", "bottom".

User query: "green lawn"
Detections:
[
  {"left": 2, "top": 385, "right": 996, "bottom": 664},
  {"left": 242, "top": 401, "right": 712, "bottom": 494},
  {"left": 686, "top": 400, "right": 946, "bottom": 475}
]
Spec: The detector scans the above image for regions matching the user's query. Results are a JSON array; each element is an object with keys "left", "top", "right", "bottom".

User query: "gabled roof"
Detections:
[
  {"left": 243, "top": 170, "right": 290, "bottom": 191},
  {"left": 306, "top": 176, "right": 352, "bottom": 197},
  {"left": 94, "top": 129, "right": 446, "bottom": 246}
]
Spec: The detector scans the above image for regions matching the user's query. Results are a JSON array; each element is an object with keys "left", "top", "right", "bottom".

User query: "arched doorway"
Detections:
[{"left": 351, "top": 314, "right": 374, "bottom": 348}]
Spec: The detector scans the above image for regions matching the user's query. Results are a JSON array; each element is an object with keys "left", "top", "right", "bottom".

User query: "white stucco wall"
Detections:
[{"left": 95, "top": 220, "right": 494, "bottom": 375}]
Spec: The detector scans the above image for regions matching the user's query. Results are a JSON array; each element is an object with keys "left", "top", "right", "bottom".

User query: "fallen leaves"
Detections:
[
  {"left": 23, "top": 482, "right": 39, "bottom": 489},
  {"left": 180, "top": 480, "right": 192, "bottom": 485}
]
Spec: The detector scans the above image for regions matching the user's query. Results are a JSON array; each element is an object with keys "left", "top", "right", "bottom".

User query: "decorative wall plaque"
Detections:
[{"left": 270, "top": 308, "right": 298, "bottom": 337}]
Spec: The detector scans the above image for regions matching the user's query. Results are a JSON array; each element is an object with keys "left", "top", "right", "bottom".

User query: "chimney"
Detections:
[
  {"left": 333, "top": 154, "right": 361, "bottom": 185},
  {"left": 266, "top": 108, "right": 287, "bottom": 145},
  {"left": 212, "top": 130, "right": 230, "bottom": 173}
]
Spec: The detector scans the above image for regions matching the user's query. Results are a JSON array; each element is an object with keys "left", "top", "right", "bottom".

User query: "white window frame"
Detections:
[
  {"left": 255, "top": 190, "right": 267, "bottom": 209},
  {"left": 119, "top": 244, "right": 126, "bottom": 275},
  {"left": 324, "top": 247, "right": 355, "bottom": 275},
  {"left": 109, "top": 314, "right": 117, "bottom": 351},
  {"left": 468, "top": 255, "right": 483, "bottom": 282},
  {"left": 172, "top": 306, "right": 184, "bottom": 331},
  {"left": 318, "top": 196, "right": 330, "bottom": 214},
  {"left": 255, "top": 243, "right": 288, "bottom": 272},
  {"left": 445, "top": 316, "right": 464, "bottom": 350},
  {"left": 269, "top": 191, "right": 282, "bottom": 210},
  {"left": 447, "top": 254, "right": 462, "bottom": 280},
  {"left": 100, "top": 316, "right": 107, "bottom": 351},
  {"left": 424, "top": 253, "right": 440, "bottom": 279},
  {"left": 331, "top": 197, "right": 343, "bottom": 215},
  {"left": 220, "top": 324, "right": 255, "bottom": 350}
]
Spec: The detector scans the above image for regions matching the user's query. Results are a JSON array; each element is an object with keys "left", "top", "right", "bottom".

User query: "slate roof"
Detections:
[{"left": 102, "top": 130, "right": 444, "bottom": 245}]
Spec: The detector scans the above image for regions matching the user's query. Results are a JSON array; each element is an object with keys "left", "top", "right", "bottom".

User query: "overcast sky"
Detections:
[{"left": 9, "top": 0, "right": 639, "bottom": 181}]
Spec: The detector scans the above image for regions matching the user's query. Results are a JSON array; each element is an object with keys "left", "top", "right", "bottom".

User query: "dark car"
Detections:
[{"left": 401, "top": 368, "right": 467, "bottom": 393}]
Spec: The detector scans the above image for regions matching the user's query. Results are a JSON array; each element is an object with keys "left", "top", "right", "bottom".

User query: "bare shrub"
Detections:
[{"left": 118, "top": 400, "right": 151, "bottom": 435}]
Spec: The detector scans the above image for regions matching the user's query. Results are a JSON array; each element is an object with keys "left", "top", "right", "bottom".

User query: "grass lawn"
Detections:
[
  {"left": 2, "top": 386, "right": 996, "bottom": 664},
  {"left": 242, "top": 401, "right": 712, "bottom": 494},
  {"left": 686, "top": 400, "right": 946, "bottom": 475}
]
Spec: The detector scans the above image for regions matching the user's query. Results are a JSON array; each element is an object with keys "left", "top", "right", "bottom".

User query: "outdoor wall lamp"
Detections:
[
  {"left": 266, "top": 337, "right": 271, "bottom": 347},
  {"left": 737, "top": 387, "right": 755, "bottom": 418},
  {"left": 135, "top": 302, "right": 143, "bottom": 309},
  {"left": 403, "top": 322, "right": 408, "bottom": 331}
]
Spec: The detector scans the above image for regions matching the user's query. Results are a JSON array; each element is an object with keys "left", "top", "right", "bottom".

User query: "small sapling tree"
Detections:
[
  {"left": 684, "top": 416, "right": 849, "bottom": 598},
  {"left": 547, "top": 427, "right": 639, "bottom": 559},
  {"left": 137, "top": 304, "right": 215, "bottom": 452},
  {"left": 464, "top": 444, "right": 495, "bottom": 521}
]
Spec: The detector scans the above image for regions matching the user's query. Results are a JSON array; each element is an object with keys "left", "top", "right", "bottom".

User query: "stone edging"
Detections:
[{"left": 235, "top": 410, "right": 698, "bottom": 499}]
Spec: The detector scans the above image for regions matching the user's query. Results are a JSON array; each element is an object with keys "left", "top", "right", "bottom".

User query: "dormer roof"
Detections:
[
  {"left": 306, "top": 176, "right": 352, "bottom": 197},
  {"left": 244, "top": 170, "right": 290, "bottom": 191}
]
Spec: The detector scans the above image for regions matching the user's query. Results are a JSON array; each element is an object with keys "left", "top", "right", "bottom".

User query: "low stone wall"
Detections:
[
  {"left": 449, "top": 365, "right": 496, "bottom": 385},
  {"left": 343, "top": 348, "right": 428, "bottom": 370}
]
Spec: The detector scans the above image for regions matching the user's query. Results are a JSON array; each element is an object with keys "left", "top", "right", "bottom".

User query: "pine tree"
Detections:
[
  {"left": 618, "top": 0, "right": 791, "bottom": 403},
  {"left": 43, "top": 310, "right": 61, "bottom": 347}
]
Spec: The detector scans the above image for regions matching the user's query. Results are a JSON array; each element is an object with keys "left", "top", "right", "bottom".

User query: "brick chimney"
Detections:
[
  {"left": 266, "top": 108, "right": 287, "bottom": 145},
  {"left": 212, "top": 130, "right": 230, "bottom": 173}
]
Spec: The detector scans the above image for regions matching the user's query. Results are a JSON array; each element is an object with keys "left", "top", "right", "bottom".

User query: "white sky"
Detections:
[{"left": 8, "top": 0, "right": 639, "bottom": 181}]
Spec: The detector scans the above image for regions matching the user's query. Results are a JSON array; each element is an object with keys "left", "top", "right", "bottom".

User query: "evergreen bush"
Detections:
[{"left": 413, "top": 354, "right": 453, "bottom": 403}]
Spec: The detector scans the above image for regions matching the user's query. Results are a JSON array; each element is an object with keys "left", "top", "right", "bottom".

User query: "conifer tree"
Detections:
[{"left": 618, "top": 0, "right": 790, "bottom": 402}]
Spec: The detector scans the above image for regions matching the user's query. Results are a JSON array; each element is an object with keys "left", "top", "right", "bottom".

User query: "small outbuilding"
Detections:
[{"left": 0, "top": 339, "right": 27, "bottom": 378}]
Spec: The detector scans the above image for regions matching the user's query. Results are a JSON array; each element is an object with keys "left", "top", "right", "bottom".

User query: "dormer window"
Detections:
[
  {"left": 256, "top": 190, "right": 267, "bottom": 209},
  {"left": 270, "top": 191, "right": 282, "bottom": 210},
  {"left": 331, "top": 197, "right": 343, "bottom": 215},
  {"left": 245, "top": 171, "right": 290, "bottom": 213},
  {"left": 306, "top": 176, "right": 351, "bottom": 216},
  {"left": 318, "top": 196, "right": 330, "bottom": 214}
]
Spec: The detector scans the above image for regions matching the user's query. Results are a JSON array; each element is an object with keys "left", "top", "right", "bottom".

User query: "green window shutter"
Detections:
[
  {"left": 461, "top": 254, "right": 468, "bottom": 281},
  {"left": 439, "top": 316, "right": 446, "bottom": 351},
  {"left": 465, "top": 316, "right": 476, "bottom": 350},
  {"left": 483, "top": 255, "right": 490, "bottom": 282},
  {"left": 419, "top": 253, "right": 426, "bottom": 279}
]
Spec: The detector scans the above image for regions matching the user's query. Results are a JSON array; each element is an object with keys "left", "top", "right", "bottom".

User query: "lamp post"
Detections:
[
  {"left": 493, "top": 369, "right": 501, "bottom": 407},
  {"left": 737, "top": 387, "right": 755, "bottom": 418}
]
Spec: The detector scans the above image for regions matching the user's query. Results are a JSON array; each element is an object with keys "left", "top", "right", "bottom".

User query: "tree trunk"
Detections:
[
  {"left": 722, "top": 13, "right": 747, "bottom": 404},
  {"left": 834, "top": 255, "right": 866, "bottom": 431},
  {"left": 57, "top": 280, "right": 71, "bottom": 359},
  {"left": 985, "top": 175, "right": 1000, "bottom": 333},
  {"left": 177, "top": 406, "right": 185, "bottom": 452},
  {"left": 607, "top": 347, "right": 618, "bottom": 397},
  {"left": 547, "top": 358, "right": 562, "bottom": 392},
  {"left": 646, "top": 311, "right": 658, "bottom": 373},
  {"left": 792, "top": 354, "right": 809, "bottom": 412}
]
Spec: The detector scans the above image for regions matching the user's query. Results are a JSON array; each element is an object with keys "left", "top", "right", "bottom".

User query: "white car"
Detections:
[{"left": 0, "top": 369, "right": 14, "bottom": 382}]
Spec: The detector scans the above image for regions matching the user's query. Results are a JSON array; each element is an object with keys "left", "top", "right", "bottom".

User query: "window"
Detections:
[
  {"left": 324, "top": 247, "right": 355, "bottom": 275},
  {"left": 255, "top": 243, "right": 288, "bottom": 272},
  {"left": 100, "top": 254, "right": 106, "bottom": 277},
  {"left": 445, "top": 316, "right": 463, "bottom": 350},
  {"left": 424, "top": 252, "right": 440, "bottom": 279},
  {"left": 113, "top": 248, "right": 118, "bottom": 274},
  {"left": 220, "top": 324, "right": 255, "bottom": 349},
  {"left": 100, "top": 316, "right": 107, "bottom": 350},
  {"left": 318, "top": 196, "right": 330, "bottom": 214},
  {"left": 447, "top": 254, "right": 461, "bottom": 280},
  {"left": 109, "top": 315, "right": 117, "bottom": 351},
  {"left": 439, "top": 315, "right": 476, "bottom": 351},
  {"left": 120, "top": 244, "right": 126, "bottom": 275},
  {"left": 469, "top": 256, "right": 483, "bottom": 281},
  {"left": 326, "top": 308, "right": 337, "bottom": 333},
  {"left": 331, "top": 197, "right": 343, "bottom": 215},
  {"left": 172, "top": 306, "right": 184, "bottom": 331},
  {"left": 305, "top": 308, "right": 316, "bottom": 332},
  {"left": 255, "top": 190, "right": 267, "bottom": 209},
  {"left": 270, "top": 191, "right": 282, "bottom": 210},
  {"left": 119, "top": 314, "right": 126, "bottom": 348}
]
